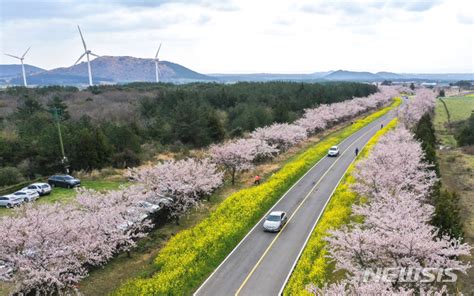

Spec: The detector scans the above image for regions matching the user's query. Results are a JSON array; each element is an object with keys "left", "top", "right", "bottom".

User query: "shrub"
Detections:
[
  {"left": 0, "top": 167, "right": 25, "bottom": 187},
  {"left": 113, "top": 99, "right": 401, "bottom": 296}
]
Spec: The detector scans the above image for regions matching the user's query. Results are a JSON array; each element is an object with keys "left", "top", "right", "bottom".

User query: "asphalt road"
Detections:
[{"left": 194, "top": 104, "right": 401, "bottom": 296}]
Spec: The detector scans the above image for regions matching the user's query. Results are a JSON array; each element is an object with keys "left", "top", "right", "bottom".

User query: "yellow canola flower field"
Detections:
[
  {"left": 283, "top": 118, "right": 398, "bottom": 295},
  {"left": 114, "top": 98, "right": 402, "bottom": 296}
]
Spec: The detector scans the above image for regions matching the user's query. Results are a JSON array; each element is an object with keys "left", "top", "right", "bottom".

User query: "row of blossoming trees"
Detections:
[
  {"left": 309, "top": 89, "right": 471, "bottom": 295},
  {"left": 0, "top": 87, "right": 399, "bottom": 294}
]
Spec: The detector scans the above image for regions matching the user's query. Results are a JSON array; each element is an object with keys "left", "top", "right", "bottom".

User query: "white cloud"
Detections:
[{"left": 0, "top": 0, "right": 472, "bottom": 73}]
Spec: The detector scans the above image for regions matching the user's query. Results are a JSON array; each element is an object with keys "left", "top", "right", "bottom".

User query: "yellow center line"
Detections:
[{"left": 234, "top": 121, "right": 381, "bottom": 296}]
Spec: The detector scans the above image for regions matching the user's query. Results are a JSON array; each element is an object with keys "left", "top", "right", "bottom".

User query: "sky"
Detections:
[{"left": 0, "top": 0, "right": 473, "bottom": 74}]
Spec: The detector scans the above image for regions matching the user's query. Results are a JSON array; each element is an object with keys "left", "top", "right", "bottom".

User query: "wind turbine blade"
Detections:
[
  {"left": 22, "top": 47, "right": 31, "bottom": 58},
  {"left": 4, "top": 53, "right": 21, "bottom": 59},
  {"left": 77, "top": 25, "right": 88, "bottom": 50},
  {"left": 74, "top": 52, "right": 87, "bottom": 65},
  {"left": 89, "top": 52, "right": 100, "bottom": 58},
  {"left": 155, "top": 43, "right": 162, "bottom": 58}
]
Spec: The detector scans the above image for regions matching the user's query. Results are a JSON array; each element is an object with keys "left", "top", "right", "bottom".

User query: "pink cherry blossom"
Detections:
[
  {"left": 209, "top": 138, "right": 278, "bottom": 184},
  {"left": 319, "top": 128, "right": 471, "bottom": 294},
  {"left": 251, "top": 123, "right": 307, "bottom": 150},
  {"left": 128, "top": 158, "right": 224, "bottom": 221},
  {"left": 398, "top": 88, "right": 436, "bottom": 128}
]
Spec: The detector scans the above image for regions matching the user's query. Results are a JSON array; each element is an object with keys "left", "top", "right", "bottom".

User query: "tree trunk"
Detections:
[{"left": 231, "top": 167, "right": 236, "bottom": 185}]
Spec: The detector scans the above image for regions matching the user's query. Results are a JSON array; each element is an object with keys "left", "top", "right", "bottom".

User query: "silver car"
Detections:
[
  {"left": 0, "top": 194, "right": 24, "bottom": 208},
  {"left": 0, "top": 260, "right": 13, "bottom": 281},
  {"left": 12, "top": 190, "right": 39, "bottom": 202},
  {"left": 138, "top": 201, "right": 160, "bottom": 214},
  {"left": 263, "top": 211, "right": 288, "bottom": 232},
  {"left": 22, "top": 183, "right": 52, "bottom": 196}
]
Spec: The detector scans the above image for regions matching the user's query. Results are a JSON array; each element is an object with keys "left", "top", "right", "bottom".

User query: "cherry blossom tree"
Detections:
[
  {"left": 398, "top": 88, "right": 436, "bottom": 128},
  {"left": 0, "top": 186, "right": 151, "bottom": 295},
  {"left": 318, "top": 128, "right": 471, "bottom": 294},
  {"left": 75, "top": 186, "right": 152, "bottom": 257},
  {"left": 251, "top": 123, "right": 307, "bottom": 150},
  {"left": 352, "top": 127, "right": 437, "bottom": 199},
  {"left": 128, "top": 158, "right": 224, "bottom": 221},
  {"left": 209, "top": 138, "right": 277, "bottom": 184},
  {"left": 0, "top": 204, "right": 88, "bottom": 294},
  {"left": 296, "top": 87, "right": 397, "bottom": 134}
]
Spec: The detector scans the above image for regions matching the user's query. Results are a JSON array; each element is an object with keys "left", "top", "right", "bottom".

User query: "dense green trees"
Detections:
[
  {"left": 0, "top": 82, "right": 376, "bottom": 179},
  {"left": 139, "top": 81, "right": 376, "bottom": 146},
  {"left": 413, "top": 114, "right": 463, "bottom": 238},
  {"left": 455, "top": 112, "right": 474, "bottom": 146}
]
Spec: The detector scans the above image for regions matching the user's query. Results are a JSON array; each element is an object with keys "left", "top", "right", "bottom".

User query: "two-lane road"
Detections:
[{"left": 195, "top": 104, "right": 401, "bottom": 296}]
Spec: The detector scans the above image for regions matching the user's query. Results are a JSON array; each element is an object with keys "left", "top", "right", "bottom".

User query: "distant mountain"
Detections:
[
  {"left": 0, "top": 64, "right": 45, "bottom": 79},
  {"left": 210, "top": 71, "right": 332, "bottom": 82},
  {"left": 10, "top": 72, "right": 114, "bottom": 86},
  {"left": 323, "top": 70, "right": 381, "bottom": 81},
  {"left": 47, "top": 56, "right": 214, "bottom": 83},
  {"left": 4, "top": 56, "right": 214, "bottom": 86},
  {"left": 1, "top": 58, "right": 473, "bottom": 86},
  {"left": 400, "top": 73, "right": 474, "bottom": 81},
  {"left": 376, "top": 71, "right": 404, "bottom": 80}
]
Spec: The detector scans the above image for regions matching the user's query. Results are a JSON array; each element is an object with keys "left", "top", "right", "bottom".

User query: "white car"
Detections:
[
  {"left": 0, "top": 194, "right": 24, "bottom": 208},
  {"left": 263, "top": 211, "right": 288, "bottom": 232},
  {"left": 328, "top": 145, "right": 340, "bottom": 157},
  {"left": 118, "top": 212, "right": 149, "bottom": 231},
  {"left": 12, "top": 190, "right": 39, "bottom": 202},
  {"left": 0, "top": 260, "right": 13, "bottom": 281},
  {"left": 138, "top": 201, "right": 160, "bottom": 214},
  {"left": 22, "top": 183, "right": 52, "bottom": 196}
]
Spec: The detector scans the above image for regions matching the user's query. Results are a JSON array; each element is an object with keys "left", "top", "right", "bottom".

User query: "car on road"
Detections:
[
  {"left": 48, "top": 175, "right": 81, "bottom": 188},
  {"left": 0, "top": 194, "right": 24, "bottom": 208},
  {"left": 12, "top": 190, "right": 39, "bottom": 202},
  {"left": 327, "top": 145, "right": 340, "bottom": 157},
  {"left": 263, "top": 211, "right": 288, "bottom": 232},
  {"left": 22, "top": 183, "right": 52, "bottom": 196}
]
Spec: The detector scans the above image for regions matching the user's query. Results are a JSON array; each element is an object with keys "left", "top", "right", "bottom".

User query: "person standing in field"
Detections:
[{"left": 254, "top": 175, "right": 261, "bottom": 185}]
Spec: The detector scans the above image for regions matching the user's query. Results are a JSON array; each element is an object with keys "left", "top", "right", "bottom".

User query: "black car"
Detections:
[{"left": 47, "top": 175, "right": 81, "bottom": 188}]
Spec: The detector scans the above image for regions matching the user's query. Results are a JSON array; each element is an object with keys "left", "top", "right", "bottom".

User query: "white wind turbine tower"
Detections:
[
  {"left": 74, "top": 25, "right": 99, "bottom": 86},
  {"left": 154, "top": 43, "right": 162, "bottom": 83},
  {"left": 5, "top": 47, "right": 31, "bottom": 87}
]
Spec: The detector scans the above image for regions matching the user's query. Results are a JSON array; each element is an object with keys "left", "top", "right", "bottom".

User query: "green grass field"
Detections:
[
  {"left": 434, "top": 93, "right": 474, "bottom": 294},
  {"left": 434, "top": 95, "right": 474, "bottom": 146},
  {"left": 0, "top": 180, "right": 125, "bottom": 217}
]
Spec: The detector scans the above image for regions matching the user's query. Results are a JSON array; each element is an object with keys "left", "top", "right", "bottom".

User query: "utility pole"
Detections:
[{"left": 50, "top": 107, "right": 70, "bottom": 174}]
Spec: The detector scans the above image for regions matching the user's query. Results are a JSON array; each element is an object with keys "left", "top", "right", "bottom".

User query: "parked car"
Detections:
[
  {"left": 138, "top": 201, "right": 160, "bottom": 214},
  {"left": 118, "top": 211, "right": 149, "bottom": 231},
  {"left": 157, "top": 197, "right": 174, "bottom": 208},
  {"left": 47, "top": 175, "right": 81, "bottom": 188},
  {"left": 12, "top": 190, "right": 39, "bottom": 202},
  {"left": 328, "top": 145, "right": 340, "bottom": 157},
  {"left": 0, "top": 260, "right": 13, "bottom": 281},
  {"left": 22, "top": 183, "right": 52, "bottom": 196},
  {"left": 0, "top": 194, "right": 24, "bottom": 208},
  {"left": 263, "top": 211, "right": 288, "bottom": 232}
]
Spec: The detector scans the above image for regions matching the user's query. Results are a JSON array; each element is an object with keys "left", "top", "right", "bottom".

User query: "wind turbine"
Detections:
[
  {"left": 74, "top": 25, "right": 99, "bottom": 86},
  {"left": 154, "top": 43, "right": 162, "bottom": 83},
  {"left": 5, "top": 47, "right": 31, "bottom": 87}
]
